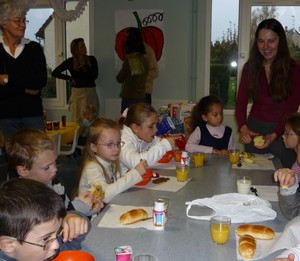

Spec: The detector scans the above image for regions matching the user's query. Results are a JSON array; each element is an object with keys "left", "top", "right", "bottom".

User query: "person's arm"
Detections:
[
  {"left": 79, "top": 161, "right": 142, "bottom": 203},
  {"left": 120, "top": 133, "right": 172, "bottom": 169},
  {"left": 145, "top": 44, "right": 159, "bottom": 82},
  {"left": 185, "top": 127, "right": 213, "bottom": 154},
  {"left": 116, "top": 58, "right": 130, "bottom": 83},
  {"left": 52, "top": 58, "right": 73, "bottom": 81}
]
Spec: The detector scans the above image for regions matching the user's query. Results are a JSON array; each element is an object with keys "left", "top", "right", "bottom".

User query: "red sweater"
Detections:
[{"left": 236, "top": 62, "right": 300, "bottom": 137}]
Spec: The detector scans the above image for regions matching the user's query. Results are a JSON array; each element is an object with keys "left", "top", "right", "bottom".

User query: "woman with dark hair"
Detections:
[
  {"left": 52, "top": 38, "right": 99, "bottom": 122},
  {"left": 116, "top": 27, "right": 149, "bottom": 113},
  {"left": 236, "top": 18, "right": 300, "bottom": 167}
]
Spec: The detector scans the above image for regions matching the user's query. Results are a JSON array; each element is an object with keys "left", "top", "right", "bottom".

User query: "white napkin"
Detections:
[
  {"left": 236, "top": 216, "right": 300, "bottom": 260},
  {"left": 251, "top": 185, "right": 279, "bottom": 202},
  {"left": 232, "top": 157, "right": 275, "bottom": 170},
  {"left": 97, "top": 205, "right": 156, "bottom": 230},
  {"left": 135, "top": 176, "right": 191, "bottom": 192}
]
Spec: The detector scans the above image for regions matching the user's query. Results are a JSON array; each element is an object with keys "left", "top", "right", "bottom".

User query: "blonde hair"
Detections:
[
  {"left": 80, "top": 117, "right": 121, "bottom": 184},
  {"left": 82, "top": 104, "right": 97, "bottom": 117},
  {"left": 5, "top": 129, "right": 55, "bottom": 170}
]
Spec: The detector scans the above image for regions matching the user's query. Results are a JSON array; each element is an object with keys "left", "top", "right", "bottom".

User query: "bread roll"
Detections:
[
  {"left": 120, "top": 209, "right": 148, "bottom": 224},
  {"left": 239, "top": 234, "right": 256, "bottom": 259},
  {"left": 236, "top": 224, "right": 275, "bottom": 239},
  {"left": 253, "top": 135, "right": 265, "bottom": 147}
]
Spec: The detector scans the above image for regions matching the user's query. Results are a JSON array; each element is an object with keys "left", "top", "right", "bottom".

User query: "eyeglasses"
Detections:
[
  {"left": 8, "top": 18, "right": 29, "bottom": 26},
  {"left": 97, "top": 141, "right": 125, "bottom": 149},
  {"left": 9, "top": 226, "right": 63, "bottom": 250},
  {"left": 283, "top": 130, "right": 298, "bottom": 137}
]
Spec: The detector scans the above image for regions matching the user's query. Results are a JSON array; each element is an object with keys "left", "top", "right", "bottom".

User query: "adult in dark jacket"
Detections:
[{"left": 0, "top": 0, "right": 47, "bottom": 140}]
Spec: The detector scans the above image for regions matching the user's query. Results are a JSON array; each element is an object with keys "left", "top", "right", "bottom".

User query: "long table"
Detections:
[{"left": 82, "top": 155, "right": 289, "bottom": 261}]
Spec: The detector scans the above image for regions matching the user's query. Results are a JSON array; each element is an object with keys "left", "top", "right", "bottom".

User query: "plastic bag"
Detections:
[{"left": 185, "top": 193, "right": 277, "bottom": 223}]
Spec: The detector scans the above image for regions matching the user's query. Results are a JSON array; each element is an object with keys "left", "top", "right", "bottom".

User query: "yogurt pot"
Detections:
[{"left": 114, "top": 246, "right": 133, "bottom": 261}]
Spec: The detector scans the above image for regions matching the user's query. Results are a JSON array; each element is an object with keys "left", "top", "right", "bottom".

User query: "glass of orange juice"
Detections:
[
  {"left": 193, "top": 152, "right": 205, "bottom": 167},
  {"left": 228, "top": 149, "right": 240, "bottom": 164},
  {"left": 210, "top": 216, "right": 231, "bottom": 244},
  {"left": 176, "top": 164, "right": 188, "bottom": 182}
]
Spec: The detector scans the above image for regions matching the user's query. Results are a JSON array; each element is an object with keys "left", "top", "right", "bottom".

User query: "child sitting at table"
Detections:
[
  {"left": 185, "top": 95, "right": 235, "bottom": 156},
  {"left": 281, "top": 113, "right": 300, "bottom": 179},
  {"left": 5, "top": 129, "right": 103, "bottom": 217},
  {"left": 78, "top": 104, "right": 99, "bottom": 146},
  {"left": 119, "top": 103, "right": 177, "bottom": 172},
  {"left": 78, "top": 117, "right": 148, "bottom": 203},
  {"left": 0, "top": 178, "right": 88, "bottom": 261}
]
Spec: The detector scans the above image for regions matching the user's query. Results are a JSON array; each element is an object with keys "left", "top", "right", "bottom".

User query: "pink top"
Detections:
[{"left": 235, "top": 62, "right": 300, "bottom": 137}]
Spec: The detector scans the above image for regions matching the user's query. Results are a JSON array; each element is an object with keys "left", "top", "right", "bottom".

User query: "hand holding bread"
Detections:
[
  {"left": 253, "top": 135, "right": 265, "bottom": 147},
  {"left": 274, "top": 168, "right": 296, "bottom": 190},
  {"left": 120, "top": 209, "right": 148, "bottom": 224}
]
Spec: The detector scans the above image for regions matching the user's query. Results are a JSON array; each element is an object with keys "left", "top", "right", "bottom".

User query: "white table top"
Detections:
[{"left": 82, "top": 154, "right": 288, "bottom": 261}]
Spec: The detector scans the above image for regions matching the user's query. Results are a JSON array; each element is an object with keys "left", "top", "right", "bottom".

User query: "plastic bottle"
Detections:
[
  {"left": 180, "top": 151, "right": 190, "bottom": 166},
  {"left": 153, "top": 199, "right": 166, "bottom": 230}
]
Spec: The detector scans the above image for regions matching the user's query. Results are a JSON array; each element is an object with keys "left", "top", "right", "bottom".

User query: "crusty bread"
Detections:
[
  {"left": 239, "top": 234, "right": 256, "bottom": 259},
  {"left": 120, "top": 209, "right": 148, "bottom": 225},
  {"left": 236, "top": 224, "right": 275, "bottom": 240},
  {"left": 253, "top": 135, "right": 265, "bottom": 147}
]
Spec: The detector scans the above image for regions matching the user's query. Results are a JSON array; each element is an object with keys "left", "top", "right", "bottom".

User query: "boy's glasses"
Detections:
[
  {"left": 97, "top": 141, "right": 125, "bottom": 149},
  {"left": 9, "top": 226, "right": 63, "bottom": 250},
  {"left": 8, "top": 18, "right": 29, "bottom": 25}
]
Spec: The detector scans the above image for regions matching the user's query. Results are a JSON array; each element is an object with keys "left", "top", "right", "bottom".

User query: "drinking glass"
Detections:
[
  {"left": 236, "top": 176, "right": 252, "bottom": 194},
  {"left": 228, "top": 149, "right": 240, "bottom": 164},
  {"left": 210, "top": 216, "right": 231, "bottom": 244}
]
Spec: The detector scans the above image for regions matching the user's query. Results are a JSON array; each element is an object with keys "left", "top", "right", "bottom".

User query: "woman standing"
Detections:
[
  {"left": 52, "top": 38, "right": 99, "bottom": 122},
  {"left": 236, "top": 18, "right": 300, "bottom": 167},
  {"left": 116, "top": 27, "right": 149, "bottom": 113},
  {"left": 0, "top": 0, "right": 47, "bottom": 140}
]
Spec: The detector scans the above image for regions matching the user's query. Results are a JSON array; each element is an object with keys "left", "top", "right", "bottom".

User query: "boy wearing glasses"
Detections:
[{"left": 0, "top": 178, "right": 87, "bottom": 261}]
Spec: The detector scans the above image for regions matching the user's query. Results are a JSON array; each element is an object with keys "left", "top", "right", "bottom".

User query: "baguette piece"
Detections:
[
  {"left": 91, "top": 182, "right": 105, "bottom": 200},
  {"left": 120, "top": 209, "right": 148, "bottom": 225},
  {"left": 236, "top": 224, "right": 275, "bottom": 239},
  {"left": 239, "top": 235, "right": 256, "bottom": 259}
]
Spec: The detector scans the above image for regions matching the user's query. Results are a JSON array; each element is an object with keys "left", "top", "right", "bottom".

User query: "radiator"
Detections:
[{"left": 104, "top": 99, "right": 187, "bottom": 120}]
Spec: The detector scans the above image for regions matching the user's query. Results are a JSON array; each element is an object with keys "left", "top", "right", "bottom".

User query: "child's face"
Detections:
[
  {"left": 91, "top": 128, "right": 122, "bottom": 162},
  {"left": 282, "top": 125, "right": 299, "bottom": 150},
  {"left": 11, "top": 218, "right": 62, "bottom": 261},
  {"left": 85, "top": 110, "right": 97, "bottom": 122},
  {"left": 201, "top": 103, "right": 223, "bottom": 127},
  {"left": 133, "top": 113, "right": 158, "bottom": 143},
  {"left": 20, "top": 149, "right": 57, "bottom": 185}
]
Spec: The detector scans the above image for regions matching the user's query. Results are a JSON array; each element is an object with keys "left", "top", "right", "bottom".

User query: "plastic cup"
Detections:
[
  {"left": 132, "top": 254, "right": 158, "bottom": 261},
  {"left": 53, "top": 121, "right": 60, "bottom": 130},
  {"left": 176, "top": 164, "right": 188, "bottom": 182},
  {"left": 46, "top": 121, "right": 53, "bottom": 131},
  {"left": 193, "top": 152, "right": 205, "bottom": 167},
  {"left": 210, "top": 216, "right": 231, "bottom": 244},
  {"left": 237, "top": 176, "right": 252, "bottom": 194},
  {"left": 228, "top": 149, "right": 240, "bottom": 164},
  {"left": 114, "top": 246, "right": 133, "bottom": 261}
]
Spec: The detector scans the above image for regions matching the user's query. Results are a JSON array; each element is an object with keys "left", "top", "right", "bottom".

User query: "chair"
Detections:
[
  {"left": 51, "top": 133, "right": 61, "bottom": 155},
  {"left": 59, "top": 127, "right": 80, "bottom": 165}
]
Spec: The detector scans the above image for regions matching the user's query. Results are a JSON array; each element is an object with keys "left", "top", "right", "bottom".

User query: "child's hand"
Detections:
[
  {"left": 135, "top": 159, "right": 148, "bottom": 175},
  {"left": 164, "top": 136, "right": 177, "bottom": 150},
  {"left": 212, "top": 149, "right": 228, "bottom": 156},
  {"left": 274, "top": 168, "right": 296, "bottom": 189},
  {"left": 78, "top": 191, "right": 104, "bottom": 213},
  {"left": 62, "top": 213, "right": 89, "bottom": 242},
  {"left": 272, "top": 253, "right": 295, "bottom": 261}
]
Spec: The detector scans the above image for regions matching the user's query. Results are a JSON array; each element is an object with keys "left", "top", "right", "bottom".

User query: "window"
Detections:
[{"left": 210, "top": 0, "right": 239, "bottom": 110}]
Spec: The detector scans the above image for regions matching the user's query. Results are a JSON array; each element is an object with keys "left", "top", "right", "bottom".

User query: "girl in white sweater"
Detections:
[{"left": 78, "top": 117, "right": 147, "bottom": 203}]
